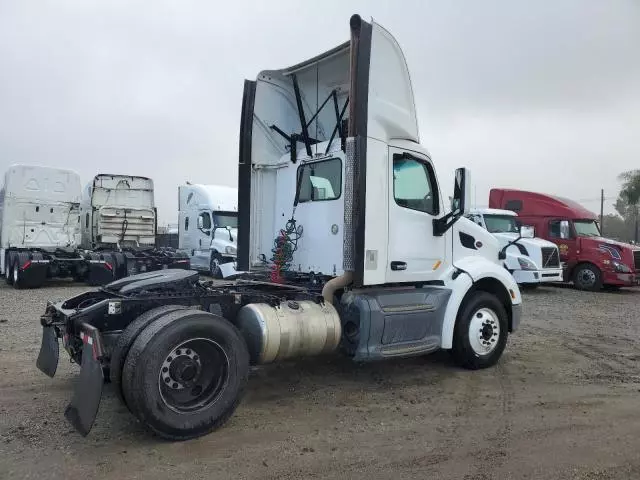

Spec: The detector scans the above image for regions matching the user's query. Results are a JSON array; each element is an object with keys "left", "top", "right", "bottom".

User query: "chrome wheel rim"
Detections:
[
  {"left": 469, "top": 308, "right": 500, "bottom": 356},
  {"left": 578, "top": 269, "right": 596, "bottom": 288}
]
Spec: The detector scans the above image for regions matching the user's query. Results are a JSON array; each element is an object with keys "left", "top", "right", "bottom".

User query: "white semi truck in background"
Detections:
[
  {"left": 1, "top": 165, "right": 85, "bottom": 287},
  {"left": 178, "top": 183, "right": 238, "bottom": 278},
  {"left": 1, "top": 167, "right": 189, "bottom": 288},
  {"left": 466, "top": 208, "right": 563, "bottom": 287}
]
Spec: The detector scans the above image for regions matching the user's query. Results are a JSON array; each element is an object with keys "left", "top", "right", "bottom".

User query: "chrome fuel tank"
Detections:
[{"left": 236, "top": 300, "right": 342, "bottom": 364}]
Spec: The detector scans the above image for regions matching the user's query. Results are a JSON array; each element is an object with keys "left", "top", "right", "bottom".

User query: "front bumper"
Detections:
[
  {"left": 513, "top": 267, "right": 563, "bottom": 285},
  {"left": 601, "top": 270, "right": 640, "bottom": 287}
]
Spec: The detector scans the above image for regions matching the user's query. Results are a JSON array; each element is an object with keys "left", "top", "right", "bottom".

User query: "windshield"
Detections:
[
  {"left": 573, "top": 219, "right": 601, "bottom": 237},
  {"left": 483, "top": 215, "right": 519, "bottom": 233},
  {"left": 213, "top": 211, "right": 238, "bottom": 229}
]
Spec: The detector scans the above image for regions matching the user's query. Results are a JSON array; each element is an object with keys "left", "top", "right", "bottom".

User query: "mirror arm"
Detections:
[
  {"left": 499, "top": 232, "right": 523, "bottom": 260},
  {"left": 433, "top": 211, "right": 461, "bottom": 236}
]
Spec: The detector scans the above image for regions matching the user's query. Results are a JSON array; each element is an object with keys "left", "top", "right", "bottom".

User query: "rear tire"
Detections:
[
  {"left": 5, "top": 253, "right": 14, "bottom": 285},
  {"left": 110, "top": 305, "right": 188, "bottom": 408},
  {"left": 121, "top": 309, "right": 249, "bottom": 440},
  {"left": 12, "top": 259, "right": 23, "bottom": 289},
  {"left": 573, "top": 263, "right": 602, "bottom": 291},
  {"left": 452, "top": 292, "right": 509, "bottom": 370}
]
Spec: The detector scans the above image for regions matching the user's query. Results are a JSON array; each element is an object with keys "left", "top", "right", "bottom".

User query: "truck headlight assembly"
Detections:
[
  {"left": 612, "top": 261, "right": 631, "bottom": 273},
  {"left": 517, "top": 257, "right": 537, "bottom": 271},
  {"left": 225, "top": 246, "right": 237, "bottom": 256}
]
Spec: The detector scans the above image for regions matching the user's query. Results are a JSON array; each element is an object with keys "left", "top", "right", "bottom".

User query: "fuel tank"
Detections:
[{"left": 236, "top": 300, "right": 342, "bottom": 364}]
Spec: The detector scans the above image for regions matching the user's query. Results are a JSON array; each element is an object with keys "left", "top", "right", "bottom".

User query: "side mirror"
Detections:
[
  {"left": 520, "top": 225, "right": 535, "bottom": 238},
  {"left": 433, "top": 167, "right": 472, "bottom": 237},
  {"left": 451, "top": 167, "right": 471, "bottom": 215}
]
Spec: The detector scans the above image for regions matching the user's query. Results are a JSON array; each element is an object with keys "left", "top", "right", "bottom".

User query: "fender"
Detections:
[{"left": 439, "top": 257, "right": 522, "bottom": 349}]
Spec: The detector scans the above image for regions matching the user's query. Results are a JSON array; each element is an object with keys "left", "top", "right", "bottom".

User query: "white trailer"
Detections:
[
  {"left": 178, "top": 184, "right": 238, "bottom": 278},
  {"left": 466, "top": 208, "right": 563, "bottom": 286},
  {"left": 0, "top": 165, "right": 86, "bottom": 287}
]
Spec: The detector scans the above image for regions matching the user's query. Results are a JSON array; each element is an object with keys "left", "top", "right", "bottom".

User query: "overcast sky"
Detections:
[{"left": 1, "top": 0, "right": 639, "bottom": 224}]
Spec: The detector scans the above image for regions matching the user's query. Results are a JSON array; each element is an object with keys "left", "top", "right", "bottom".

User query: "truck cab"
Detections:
[
  {"left": 466, "top": 208, "right": 563, "bottom": 287},
  {"left": 178, "top": 184, "right": 238, "bottom": 277},
  {"left": 239, "top": 14, "right": 523, "bottom": 364},
  {"left": 490, "top": 188, "right": 640, "bottom": 290}
]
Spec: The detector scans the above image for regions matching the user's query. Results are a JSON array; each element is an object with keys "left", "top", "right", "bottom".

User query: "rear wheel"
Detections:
[
  {"left": 452, "top": 292, "right": 508, "bottom": 370},
  {"left": 5, "top": 254, "right": 13, "bottom": 285},
  {"left": 110, "top": 305, "right": 188, "bottom": 408},
  {"left": 121, "top": 309, "right": 249, "bottom": 440},
  {"left": 573, "top": 264, "right": 602, "bottom": 291},
  {"left": 12, "top": 259, "right": 23, "bottom": 289}
]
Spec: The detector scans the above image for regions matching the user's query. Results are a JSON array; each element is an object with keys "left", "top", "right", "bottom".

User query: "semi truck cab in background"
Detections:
[
  {"left": 490, "top": 188, "right": 640, "bottom": 290},
  {"left": 466, "top": 208, "right": 563, "bottom": 287},
  {"left": 0, "top": 165, "right": 85, "bottom": 287},
  {"left": 178, "top": 184, "right": 238, "bottom": 277}
]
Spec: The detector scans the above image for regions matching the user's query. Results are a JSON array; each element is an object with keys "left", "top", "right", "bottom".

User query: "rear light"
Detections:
[
  {"left": 104, "top": 262, "right": 113, "bottom": 271},
  {"left": 21, "top": 260, "right": 32, "bottom": 270}
]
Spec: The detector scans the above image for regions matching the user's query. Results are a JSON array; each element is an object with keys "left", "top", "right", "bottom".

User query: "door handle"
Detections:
[{"left": 390, "top": 261, "right": 407, "bottom": 271}]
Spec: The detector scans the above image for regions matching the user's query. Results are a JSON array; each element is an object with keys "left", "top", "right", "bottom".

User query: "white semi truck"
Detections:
[
  {"left": 1, "top": 167, "right": 189, "bottom": 288},
  {"left": 78, "top": 174, "right": 190, "bottom": 284},
  {"left": 1, "top": 165, "right": 85, "bottom": 287},
  {"left": 37, "top": 15, "right": 523, "bottom": 440},
  {"left": 466, "top": 208, "right": 563, "bottom": 287},
  {"left": 177, "top": 183, "right": 238, "bottom": 278}
]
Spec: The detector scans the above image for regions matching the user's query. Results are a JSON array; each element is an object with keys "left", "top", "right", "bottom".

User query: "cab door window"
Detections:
[
  {"left": 549, "top": 219, "right": 571, "bottom": 239},
  {"left": 393, "top": 155, "right": 439, "bottom": 215}
]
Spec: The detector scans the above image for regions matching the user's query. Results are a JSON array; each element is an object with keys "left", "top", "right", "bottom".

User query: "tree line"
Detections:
[{"left": 601, "top": 169, "right": 640, "bottom": 244}]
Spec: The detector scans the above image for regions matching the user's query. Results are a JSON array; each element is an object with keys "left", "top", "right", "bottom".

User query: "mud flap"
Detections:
[
  {"left": 36, "top": 326, "right": 60, "bottom": 378},
  {"left": 64, "top": 331, "right": 104, "bottom": 436}
]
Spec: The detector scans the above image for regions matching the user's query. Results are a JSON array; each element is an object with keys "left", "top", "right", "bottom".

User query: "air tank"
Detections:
[{"left": 236, "top": 300, "right": 342, "bottom": 364}]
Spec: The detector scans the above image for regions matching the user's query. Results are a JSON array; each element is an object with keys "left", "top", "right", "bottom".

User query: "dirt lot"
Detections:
[{"left": 1, "top": 281, "right": 639, "bottom": 480}]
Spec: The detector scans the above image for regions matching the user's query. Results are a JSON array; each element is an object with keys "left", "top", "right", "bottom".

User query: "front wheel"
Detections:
[
  {"left": 452, "top": 292, "right": 509, "bottom": 370},
  {"left": 210, "top": 252, "right": 223, "bottom": 279},
  {"left": 121, "top": 309, "right": 249, "bottom": 440},
  {"left": 573, "top": 264, "right": 602, "bottom": 291}
]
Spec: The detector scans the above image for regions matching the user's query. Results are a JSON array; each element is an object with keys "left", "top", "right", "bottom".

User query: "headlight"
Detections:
[
  {"left": 612, "top": 261, "right": 631, "bottom": 273},
  {"left": 517, "top": 257, "right": 537, "bottom": 271},
  {"left": 225, "top": 245, "right": 237, "bottom": 256}
]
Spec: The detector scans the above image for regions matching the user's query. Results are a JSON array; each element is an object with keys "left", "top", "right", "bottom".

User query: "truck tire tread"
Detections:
[
  {"left": 452, "top": 291, "right": 509, "bottom": 370},
  {"left": 110, "top": 305, "right": 189, "bottom": 409},
  {"left": 121, "top": 309, "right": 249, "bottom": 440}
]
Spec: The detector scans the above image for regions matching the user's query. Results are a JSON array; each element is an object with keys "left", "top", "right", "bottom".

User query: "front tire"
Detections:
[
  {"left": 452, "top": 292, "right": 509, "bottom": 370},
  {"left": 573, "top": 264, "right": 602, "bottom": 291},
  {"left": 210, "top": 252, "right": 223, "bottom": 279},
  {"left": 121, "top": 309, "right": 249, "bottom": 440}
]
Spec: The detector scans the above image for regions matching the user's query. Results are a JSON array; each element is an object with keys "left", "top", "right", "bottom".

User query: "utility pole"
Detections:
[{"left": 600, "top": 189, "right": 604, "bottom": 235}]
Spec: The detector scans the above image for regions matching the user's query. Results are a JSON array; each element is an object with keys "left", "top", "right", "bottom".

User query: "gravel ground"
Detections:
[{"left": 1, "top": 280, "right": 639, "bottom": 480}]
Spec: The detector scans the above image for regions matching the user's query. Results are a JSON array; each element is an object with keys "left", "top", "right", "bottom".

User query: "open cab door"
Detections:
[{"left": 238, "top": 15, "right": 428, "bottom": 287}]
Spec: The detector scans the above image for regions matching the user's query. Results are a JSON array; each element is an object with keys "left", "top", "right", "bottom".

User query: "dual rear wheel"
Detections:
[{"left": 111, "top": 306, "right": 249, "bottom": 440}]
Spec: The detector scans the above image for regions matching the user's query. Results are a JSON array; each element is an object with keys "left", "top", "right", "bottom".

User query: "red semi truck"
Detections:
[{"left": 489, "top": 189, "right": 640, "bottom": 291}]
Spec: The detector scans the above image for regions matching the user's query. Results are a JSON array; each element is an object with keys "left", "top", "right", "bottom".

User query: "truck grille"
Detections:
[
  {"left": 541, "top": 247, "right": 560, "bottom": 268},
  {"left": 634, "top": 250, "right": 640, "bottom": 271}
]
